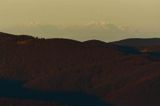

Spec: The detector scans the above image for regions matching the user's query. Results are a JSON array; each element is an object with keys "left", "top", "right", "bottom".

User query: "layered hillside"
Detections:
[{"left": 0, "top": 32, "right": 159, "bottom": 106}]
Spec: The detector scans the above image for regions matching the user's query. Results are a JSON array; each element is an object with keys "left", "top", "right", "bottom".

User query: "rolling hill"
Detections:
[{"left": 0, "top": 32, "right": 160, "bottom": 106}]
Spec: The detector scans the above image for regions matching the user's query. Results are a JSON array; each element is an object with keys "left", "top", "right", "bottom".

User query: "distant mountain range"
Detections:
[
  {"left": 0, "top": 32, "right": 160, "bottom": 106},
  {"left": 110, "top": 38, "right": 160, "bottom": 47}
]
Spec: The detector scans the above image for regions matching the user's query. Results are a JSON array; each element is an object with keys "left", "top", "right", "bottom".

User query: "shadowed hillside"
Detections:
[{"left": 0, "top": 32, "right": 160, "bottom": 106}]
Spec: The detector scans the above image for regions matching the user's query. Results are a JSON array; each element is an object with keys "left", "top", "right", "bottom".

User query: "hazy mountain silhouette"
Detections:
[
  {"left": 110, "top": 38, "right": 160, "bottom": 47},
  {"left": 0, "top": 32, "right": 160, "bottom": 106}
]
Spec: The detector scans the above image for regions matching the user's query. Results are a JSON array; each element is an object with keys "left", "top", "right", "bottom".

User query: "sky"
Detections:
[{"left": 0, "top": 0, "right": 160, "bottom": 41}]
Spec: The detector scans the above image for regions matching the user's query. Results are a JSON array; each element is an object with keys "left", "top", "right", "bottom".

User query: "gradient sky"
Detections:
[{"left": 0, "top": 0, "right": 160, "bottom": 41}]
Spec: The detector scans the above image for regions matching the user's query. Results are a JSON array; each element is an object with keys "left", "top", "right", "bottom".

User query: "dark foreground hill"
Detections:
[{"left": 0, "top": 32, "right": 160, "bottom": 106}]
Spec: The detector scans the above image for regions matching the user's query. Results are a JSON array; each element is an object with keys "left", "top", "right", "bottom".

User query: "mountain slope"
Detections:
[{"left": 0, "top": 33, "right": 160, "bottom": 106}]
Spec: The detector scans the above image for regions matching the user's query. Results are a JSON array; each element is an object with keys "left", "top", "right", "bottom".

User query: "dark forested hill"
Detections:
[{"left": 0, "top": 32, "right": 160, "bottom": 106}]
